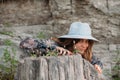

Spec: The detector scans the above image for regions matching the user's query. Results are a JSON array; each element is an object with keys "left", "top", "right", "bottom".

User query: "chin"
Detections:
[{"left": 79, "top": 51, "right": 84, "bottom": 54}]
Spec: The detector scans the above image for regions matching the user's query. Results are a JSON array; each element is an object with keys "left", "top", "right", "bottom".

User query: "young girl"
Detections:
[
  {"left": 19, "top": 22, "right": 103, "bottom": 74},
  {"left": 52, "top": 22, "right": 103, "bottom": 74}
]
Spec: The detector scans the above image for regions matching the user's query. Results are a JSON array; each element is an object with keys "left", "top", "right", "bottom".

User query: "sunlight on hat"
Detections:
[{"left": 59, "top": 22, "right": 98, "bottom": 41}]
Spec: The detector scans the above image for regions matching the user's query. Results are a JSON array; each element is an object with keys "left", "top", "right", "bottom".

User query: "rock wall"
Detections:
[
  {"left": 0, "top": 0, "right": 119, "bottom": 43},
  {"left": 0, "top": 0, "right": 120, "bottom": 80}
]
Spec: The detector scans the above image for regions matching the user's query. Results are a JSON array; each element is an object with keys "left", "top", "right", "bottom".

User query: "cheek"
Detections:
[
  {"left": 75, "top": 44, "right": 83, "bottom": 51},
  {"left": 86, "top": 44, "right": 89, "bottom": 48},
  {"left": 75, "top": 43, "right": 80, "bottom": 48},
  {"left": 75, "top": 43, "right": 88, "bottom": 50}
]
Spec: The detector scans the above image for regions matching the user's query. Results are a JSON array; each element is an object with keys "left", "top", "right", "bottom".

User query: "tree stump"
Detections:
[{"left": 15, "top": 54, "right": 100, "bottom": 80}]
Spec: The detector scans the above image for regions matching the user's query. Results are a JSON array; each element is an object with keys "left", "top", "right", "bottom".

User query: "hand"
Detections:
[
  {"left": 56, "top": 46, "right": 72, "bottom": 55},
  {"left": 94, "top": 64, "right": 102, "bottom": 74}
]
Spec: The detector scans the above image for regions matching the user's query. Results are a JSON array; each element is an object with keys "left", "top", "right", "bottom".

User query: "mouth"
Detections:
[{"left": 78, "top": 49, "right": 85, "bottom": 53}]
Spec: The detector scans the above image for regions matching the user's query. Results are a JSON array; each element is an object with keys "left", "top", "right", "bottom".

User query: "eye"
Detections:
[
  {"left": 78, "top": 39, "right": 83, "bottom": 43},
  {"left": 85, "top": 40, "right": 88, "bottom": 43}
]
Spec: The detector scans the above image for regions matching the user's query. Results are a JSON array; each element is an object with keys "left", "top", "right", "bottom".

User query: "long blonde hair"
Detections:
[
  {"left": 83, "top": 40, "right": 94, "bottom": 62},
  {"left": 52, "top": 37, "right": 94, "bottom": 62}
]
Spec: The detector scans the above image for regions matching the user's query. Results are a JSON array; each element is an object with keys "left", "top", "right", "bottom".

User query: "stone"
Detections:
[
  {"left": 108, "top": 0, "right": 120, "bottom": 15},
  {"left": 109, "top": 44, "right": 117, "bottom": 51},
  {"left": 90, "top": 0, "right": 108, "bottom": 13}
]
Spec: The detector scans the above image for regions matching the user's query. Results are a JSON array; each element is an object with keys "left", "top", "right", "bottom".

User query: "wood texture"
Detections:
[{"left": 15, "top": 54, "right": 100, "bottom": 80}]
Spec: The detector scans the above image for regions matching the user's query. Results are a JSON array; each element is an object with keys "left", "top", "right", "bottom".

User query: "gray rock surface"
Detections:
[{"left": 0, "top": 0, "right": 120, "bottom": 80}]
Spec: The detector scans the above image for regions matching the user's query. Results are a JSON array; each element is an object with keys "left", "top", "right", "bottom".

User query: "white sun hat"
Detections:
[{"left": 59, "top": 22, "right": 98, "bottom": 41}]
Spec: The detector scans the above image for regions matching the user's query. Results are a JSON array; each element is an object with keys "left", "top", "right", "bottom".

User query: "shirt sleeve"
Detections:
[
  {"left": 35, "top": 39, "right": 57, "bottom": 50},
  {"left": 91, "top": 54, "right": 103, "bottom": 69}
]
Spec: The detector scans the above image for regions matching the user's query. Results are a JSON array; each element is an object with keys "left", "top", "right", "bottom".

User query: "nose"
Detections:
[{"left": 81, "top": 42, "right": 87, "bottom": 48}]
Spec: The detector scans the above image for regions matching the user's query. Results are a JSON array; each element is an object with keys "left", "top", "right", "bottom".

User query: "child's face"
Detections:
[{"left": 74, "top": 39, "right": 89, "bottom": 54}]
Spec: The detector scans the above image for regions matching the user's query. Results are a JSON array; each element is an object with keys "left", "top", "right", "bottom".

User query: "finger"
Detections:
[
  {"left": 95, "top": 65, "right": 102, "bottom": 74},
  {"left": 56, "top": 47, "right": 62, "bottom": 54},
  {"left": 66, "top": 51, "right": 72, "bottom": 55},
  {"left": 59, "top": 49, "right": 63, "bottom": 54},
  {"left": 97, "top": 66, "right": 102, "bottom": 73},
  {"left": 98, "top": 67, "right": 102, "bottom": 74},
  {"left": 63, "top": 50, "right": 67, "bottom": 55},
  {"left": 60, "top": 48, "right": 66, "bottom": 55}
]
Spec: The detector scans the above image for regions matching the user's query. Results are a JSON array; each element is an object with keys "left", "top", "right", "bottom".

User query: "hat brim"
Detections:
[{"left": 59, "top": 35, "right": 99, "bottom": 41}]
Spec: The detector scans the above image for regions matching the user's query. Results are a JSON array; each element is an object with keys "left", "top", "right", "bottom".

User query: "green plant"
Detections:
[
  {"left": 37, "top": 32, "right": 46, "bottom": 39},
  {"left": 4, "top": 39, "right": 13, "bottom": 46},
  {"left": 73, "top": 49, "right": 81, "bottom": 54},
  {"left": 0, "top": 40, "right": 18, "bottom": 80},
  {"left": 112, "top": 50, "right": 120, "bottom": 80},
  {"left": 46, "top": 50, "right": 58, "bottom": 56},
  {"left": 4, "top": 22, "right": 12, "bottom": 27},
  {"left": 0, "top": 31, "right": 13, "bottom": 37}
]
